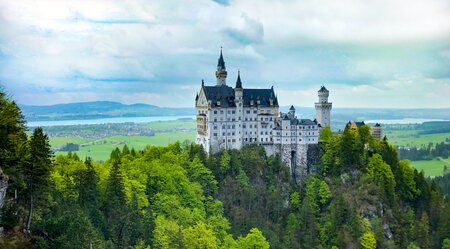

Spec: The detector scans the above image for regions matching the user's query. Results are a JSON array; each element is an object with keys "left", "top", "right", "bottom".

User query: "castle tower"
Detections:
[
  {"left": 315, "top": 86, "right": 332, "bottom": 128},
  {"left": 372, "top": 123, "right": 382, "bottom": 140},
  {"left": 216, "top": 48, "right": 227, "bottom": 86},
  {"left": 234, "top": 71, "right": 244, "bottom": 148},
  {"left": 288, "top": 105, "right": 296, "bottom": 120}
]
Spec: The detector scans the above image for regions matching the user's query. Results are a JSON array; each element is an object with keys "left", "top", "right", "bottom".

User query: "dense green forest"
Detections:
[{"left": 1, "top": 90, "right": 450, "bottom": 248}]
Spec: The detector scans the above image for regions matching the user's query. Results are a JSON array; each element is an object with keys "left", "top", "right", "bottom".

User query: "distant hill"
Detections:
[
  {"left": 20, "top": 101, "right": 196, "bottom": 121},
  {"left": 20, "top": 101, "right": 450, "bottom": 124}
]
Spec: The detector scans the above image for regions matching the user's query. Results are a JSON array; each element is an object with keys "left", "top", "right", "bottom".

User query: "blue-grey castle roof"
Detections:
[
  {"left": 235, "top": 71, "right": 242, "bottom": 89},
  {"left": 217, "top": 49, "right": 226, "bottom": 70},
  {"left": 319, "top": 85, "right": 329, "bottom": 92},
  {"left": 201, "top": 84, "right": 278, "bottom": 108}
]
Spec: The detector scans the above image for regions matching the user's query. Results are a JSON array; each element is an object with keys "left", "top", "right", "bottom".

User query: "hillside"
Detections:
[{"left": 19, "top": 101, "right": 195, "bottom": 121}]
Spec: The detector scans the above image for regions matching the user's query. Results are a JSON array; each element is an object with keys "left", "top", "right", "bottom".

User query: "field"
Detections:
[
  {"left": 384, "top": 130, "right": 450, "bottom": 147},
  {"left": 142, "top": 120, "right": 196, "bottom": 130},
  {"left": 51, "top": 131, "right": 196, "bottom": 161},
  {"left": 410, "top": 158, "right": 450, "bottom": 177}
]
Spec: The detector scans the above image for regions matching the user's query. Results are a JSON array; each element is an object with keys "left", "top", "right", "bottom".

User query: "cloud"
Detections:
[
  {"left": 212, "top": 0, "right": 231, "bottom": 6},
  {"left": 223, "top": 14, "right": 264, "bottom": 45},
  {"left": 0, "top": 0, "right": 449, "bottom": 108}
]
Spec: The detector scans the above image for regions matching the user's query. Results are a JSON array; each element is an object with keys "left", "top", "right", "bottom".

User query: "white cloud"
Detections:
[{"left": 0, "top": 0, "right": 449, "bottom": 108}]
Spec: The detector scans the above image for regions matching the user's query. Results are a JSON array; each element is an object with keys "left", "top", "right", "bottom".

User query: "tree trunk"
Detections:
[{"left": 25, "top": 185, "right": 33, "bottom": 234}]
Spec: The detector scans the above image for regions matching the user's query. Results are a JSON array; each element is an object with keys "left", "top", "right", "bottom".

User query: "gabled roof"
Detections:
[
  {"left": 291, "top": 119, "right": 317, "bottom": 125},
  {"left": 242, "top": 88, "right": 278, "bottom": 107},
  {"left": 289, "top": 105, "right": 295, "bottom": 110},
  {"left": 202, "top": 85, "right": 235, "bottom": 108},
  {"left": 280, "top": 113, "right": 317, "bottom": 125},
  {"left": 200, "top": 84, "right": 279, "bottom": 108}
]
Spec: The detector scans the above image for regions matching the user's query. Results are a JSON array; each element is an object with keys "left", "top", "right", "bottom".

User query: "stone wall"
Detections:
[{"left": 262, "top": 143, "right": 322, "bottom": 184}]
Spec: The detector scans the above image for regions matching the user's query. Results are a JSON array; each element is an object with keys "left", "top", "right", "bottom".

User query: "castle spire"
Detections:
[
  {"left": 235, "top": 70, "right": 242, "bottom": 89},
  {"left": 215, "top": 47, "right": 227, "bottom": 86},
  {"left": 217, "top": 47, "right": 226, "bottom": 70}
]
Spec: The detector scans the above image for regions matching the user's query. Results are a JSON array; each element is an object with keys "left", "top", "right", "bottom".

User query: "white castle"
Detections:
[{"left": 195, "top": 50, "right": 332, "bottom": 179}]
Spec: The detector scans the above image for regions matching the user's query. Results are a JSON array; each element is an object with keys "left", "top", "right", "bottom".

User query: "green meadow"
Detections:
[
  {"left": 51, "top": 131, "right": 196, "bottom": 161},
  {"left": 384, "top": 130, "right": 450, "bottom": 147},
  {"left": 410, "top": 158, "right": 450, "bottom": 177}
]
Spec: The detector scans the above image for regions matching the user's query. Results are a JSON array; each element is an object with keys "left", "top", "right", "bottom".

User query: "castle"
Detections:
[{"left": 195, "top": 50, "right": 332, "bottom": 180}]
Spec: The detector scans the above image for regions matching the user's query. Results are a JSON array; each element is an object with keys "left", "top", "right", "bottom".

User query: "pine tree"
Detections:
[
  {"left": 24, "top": 127, "right": 53, "bottom": 233},
  {"left": 104, "top": 159, "right": 129, "bottom": 248}
]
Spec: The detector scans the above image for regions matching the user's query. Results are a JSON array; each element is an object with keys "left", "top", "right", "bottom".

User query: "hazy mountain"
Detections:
[
  {"left": 20, "top": 101, "right": 450, "bottom": 123},
  {"left": 20, "top": 101, "right": 195, "bottom": 121}
]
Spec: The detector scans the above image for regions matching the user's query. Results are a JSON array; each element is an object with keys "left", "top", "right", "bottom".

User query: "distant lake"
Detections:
[
  {"left": 365, "top": 118, "right": 449, "bottom": 124},
  {"left": 27, "top": 115, "right": 195, "bottom": 127}
]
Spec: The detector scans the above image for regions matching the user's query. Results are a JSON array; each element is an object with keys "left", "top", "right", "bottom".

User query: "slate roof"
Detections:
[
  {"left": 279, "top": 113, "right": 317, "bottom": 126},
  {"left": 291, "top": 119, "right": 317, "bottom": 125},
  {"left": 202, "top": 85, "right": 235, "bottom": 107},
  {"left": 318, "top": 85, "right": 329, "bottom": 92},
  {"left": 289, "top": 105, "right": 295, "bottom": 110},
  {"left": 217, "top": 49, "right": 226, "bottom": 70},
  {"left": 235, "top": 71, "right": 242, "bottom": 89},
  {"left": 201, "top": 84, "right": 279, "bottom": 108}
]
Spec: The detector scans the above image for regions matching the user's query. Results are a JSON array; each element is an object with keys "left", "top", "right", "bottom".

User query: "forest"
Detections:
[{"left": 1, "top": 90, "right": 450, "bottom": 248}]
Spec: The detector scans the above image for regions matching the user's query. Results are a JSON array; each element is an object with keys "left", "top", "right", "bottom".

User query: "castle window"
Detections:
[
  {"left": 232, "top": 111, "right": 235, "bottom": 114},
  {"left": 232, "top": 139, "right": 236, "bottom": 142},
  {"left": 222, "top": 132, "right": 225, "bottom": 136},
  {"left": 214, "top": 119, "right": 217, "bottom": 122},
  {"left": 213, "top": 133, "right": 217, "bottom": 136},
  {"left": 214, "top": 110, "right": 217, "bottom": 114},
  {"left": 253, "top": 110, "right": 257, "bottom": 114},
  {"left": 220, "top": 110, "right": 223, "bottom": 114},
  {"left": 247, "top": 110, "right": 250, "bottom": 114},
  {"left": 214, "top": 126, "right": 217, "bottom": 130}
]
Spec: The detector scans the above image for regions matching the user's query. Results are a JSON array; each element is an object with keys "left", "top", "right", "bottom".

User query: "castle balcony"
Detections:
[{"left": 197, "top": 114, "right": 207, "bottom": 135}]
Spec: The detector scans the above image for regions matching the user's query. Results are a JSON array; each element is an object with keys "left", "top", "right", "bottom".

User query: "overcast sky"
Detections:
[{"left": 0, "top": 0, "right": 449, "bottom": 108}]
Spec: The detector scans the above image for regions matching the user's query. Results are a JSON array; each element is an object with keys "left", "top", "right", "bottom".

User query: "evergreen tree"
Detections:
[
  {"left": 24, "top": 127, "right": 53, "bottom": 233},
  {"left": 104, "top": 159, "right": 129, "bottom": 248}
]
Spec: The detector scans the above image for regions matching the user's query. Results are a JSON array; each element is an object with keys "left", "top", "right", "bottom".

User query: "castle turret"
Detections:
[
  {"left": 216, "top": 48, "right": 227, "bottom": 86},
  {"left": 372, "top": 123, "right": 382, "bottom": 140},
  {"left": 315, "top": 85, "right": 332, "bottom": 128},
  {"left": 288, "top": 105, "right": 295, "bottom": 119}
]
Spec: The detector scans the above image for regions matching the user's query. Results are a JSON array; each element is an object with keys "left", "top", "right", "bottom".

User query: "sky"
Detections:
[{"left": 0, "top": 0, "right": 449, "bottom": 108}]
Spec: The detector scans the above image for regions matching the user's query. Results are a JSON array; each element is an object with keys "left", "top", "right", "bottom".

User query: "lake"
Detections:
[
  {"left": 27, "top": 115, "right": 196, "bottom": 127},
  {"left": 365, "top": 118, "right": 449, "bottom": 124}
]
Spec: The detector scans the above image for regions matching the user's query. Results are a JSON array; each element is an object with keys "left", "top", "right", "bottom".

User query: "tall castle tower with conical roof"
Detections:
[
  {"left": 315, "top": 86, "right": 332, "bottom": 128},
  {"left": 216, "top": 48, "right": 227, "bottom": 86}
]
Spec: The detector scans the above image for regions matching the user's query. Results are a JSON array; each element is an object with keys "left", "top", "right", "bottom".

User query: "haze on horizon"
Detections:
[{"left": 0, "top": 0, "right": 449, "bottom": 108}]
